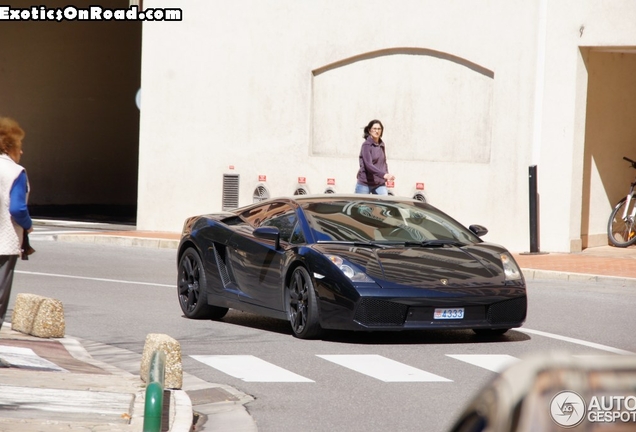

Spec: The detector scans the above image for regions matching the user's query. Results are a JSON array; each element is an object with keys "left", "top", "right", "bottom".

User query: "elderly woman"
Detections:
[{"left": 0, "top": 117, "right": 32, "bottom": 328}]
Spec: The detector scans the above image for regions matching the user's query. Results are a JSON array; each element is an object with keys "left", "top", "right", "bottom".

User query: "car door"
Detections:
[{"left": 228, "top": 202, "right": 297, "bottom": 310}]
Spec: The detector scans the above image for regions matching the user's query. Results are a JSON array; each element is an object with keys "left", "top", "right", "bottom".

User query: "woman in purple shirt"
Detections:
[{"left": 355, "top": 119, "right": 395, "bottom": 195}]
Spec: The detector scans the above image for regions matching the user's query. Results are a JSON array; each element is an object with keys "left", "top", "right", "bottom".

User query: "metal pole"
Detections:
[
  {"left": 529, "top": 165, "right": 539, "bottom": 253},
  {"left": 143, "top": 350, "right": 166, "bottom": 432}
]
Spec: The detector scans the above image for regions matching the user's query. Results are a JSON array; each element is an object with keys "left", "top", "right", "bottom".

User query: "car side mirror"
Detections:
[
  {"left": 469, "top": 224, "right": 488, "bottom": 237},
  {"left": 254, "top": 226, "right": 280, "bottom": 249}
]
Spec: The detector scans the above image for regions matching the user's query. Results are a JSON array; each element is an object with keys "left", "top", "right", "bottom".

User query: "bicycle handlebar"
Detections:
[{"left": 623, "top": 156, "right": 636, "bottom": 169}]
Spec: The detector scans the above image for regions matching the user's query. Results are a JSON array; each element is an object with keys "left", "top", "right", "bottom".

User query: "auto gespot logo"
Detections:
[{"left": 550, "top": 391, "right": 636, "bottom": 427}]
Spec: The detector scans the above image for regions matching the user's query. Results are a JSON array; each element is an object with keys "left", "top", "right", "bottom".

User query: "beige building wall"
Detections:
[
  {"left": 138, "top": 0, "right": 636, "bottom": 253},
  {"left": 537, "top": 1, "right": 636, "bottom": 252}
]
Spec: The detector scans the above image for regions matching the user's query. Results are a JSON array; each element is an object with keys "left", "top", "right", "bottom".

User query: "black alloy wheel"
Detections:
[
  {"left": 287, "top": 266, "right": 322, "bottom": 339},
  {"left": 178, "top": 247, "right": 228, "bottom": 320}
]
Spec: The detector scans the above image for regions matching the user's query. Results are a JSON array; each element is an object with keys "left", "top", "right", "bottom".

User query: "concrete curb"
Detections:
[
  {"left": 33, "top": 219, "right": 135, "bottom": 231},
  {"left": 171, "top": 390, "right": 194, "bottom": 432},
  {"left": 521, "top": 268, "right": 636, "bottom": 287},
  {"left": 55, "top": 234, "right": 179, "bottom": 249}
]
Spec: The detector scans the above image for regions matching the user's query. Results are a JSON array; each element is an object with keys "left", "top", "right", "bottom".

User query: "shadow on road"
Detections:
[{"left": 217, "top": 310, "right": 531, "bottom": 345}]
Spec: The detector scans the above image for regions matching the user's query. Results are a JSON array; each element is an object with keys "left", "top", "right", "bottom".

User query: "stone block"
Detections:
[
  {"left": 140, "top": 333, "right": 183, "bottom": 389},
  {"left": 11, "top": 293, "right": 44, "bottom": 334},
  {"left": 31, "top": 298, "right": 65, "bottom": 338},
  {"left": 11, "top": 293, "right": 65, "bottom": 338}
]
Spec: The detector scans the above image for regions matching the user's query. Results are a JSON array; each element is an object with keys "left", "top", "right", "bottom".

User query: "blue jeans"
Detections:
[{"left": 355, "top": 183, "right": 388, "bottom": 195}]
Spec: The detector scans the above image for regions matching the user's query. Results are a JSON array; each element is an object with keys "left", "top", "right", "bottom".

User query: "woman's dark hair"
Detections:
[{"left": 363, "top": 119, "right": 384, "bottom": 139}]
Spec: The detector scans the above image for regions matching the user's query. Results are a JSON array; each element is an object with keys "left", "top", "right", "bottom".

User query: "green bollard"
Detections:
[
  {"left": 143, "top": 350, "right": 167, "bottom": 432},
  {"left": 143, "top": 382, "right": 163, "bottom": 432}
]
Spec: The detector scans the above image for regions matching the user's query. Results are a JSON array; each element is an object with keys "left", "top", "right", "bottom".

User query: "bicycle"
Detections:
[{"left": 607, "top": 156, "right": 636, "bottom": 247}]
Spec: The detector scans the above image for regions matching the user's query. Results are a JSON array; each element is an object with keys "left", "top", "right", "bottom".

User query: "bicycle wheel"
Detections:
[{"left": 607, "top": 195, "right": 636, "bottom": 247}]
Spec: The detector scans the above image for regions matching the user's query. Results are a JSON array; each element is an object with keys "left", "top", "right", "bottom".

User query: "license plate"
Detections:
[{"left": 434, "top": 308, "right": 464, "bottom": 319}]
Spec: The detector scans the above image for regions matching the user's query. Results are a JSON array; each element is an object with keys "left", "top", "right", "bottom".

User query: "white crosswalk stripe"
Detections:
[
  {"left": 0, "top": 346, "right": 67, "bottom": 371},
  {"left": 189, "top": 353, "right": 519, "bottom": 383},
  {"left": 317, "top": 354, "right": 452, "bottom": 382},
  {"left": 446, "top": 354, "right": 519, "bottom": 372},
  {"left": 190, "top": 355, "right": 314, "bottom": 382}
]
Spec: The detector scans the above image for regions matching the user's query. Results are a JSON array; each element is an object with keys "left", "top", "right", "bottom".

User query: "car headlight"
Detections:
[
  {"left": 326, "top": 255, "right": 374, "bottom": 282},
  {"left": 500, "top": 253, "right": 522, "bottom": 281}
]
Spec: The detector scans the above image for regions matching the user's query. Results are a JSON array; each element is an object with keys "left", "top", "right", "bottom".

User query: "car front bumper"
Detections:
[{"left": 316, "top": 283, "right": 527, "bottom": 331}]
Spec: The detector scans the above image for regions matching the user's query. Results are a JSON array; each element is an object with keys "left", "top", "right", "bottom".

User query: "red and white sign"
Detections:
[
  {"left": 258, "top": 175, "right": 267, "bottom": 182},
  {"left": 416, "top": 182, "right": 425, "bottom": 190},
  {"left": 298, "top": 177, "right": 306, "bottom": 184},
  {"left": 386, "top": 180, "right": 395, "bottom": 188},
  {"left": 327, "top": 178, "right": 336, "bottom": 185},
  {"left": 228, "top": 165, "right": 235, "bottom": 170}
]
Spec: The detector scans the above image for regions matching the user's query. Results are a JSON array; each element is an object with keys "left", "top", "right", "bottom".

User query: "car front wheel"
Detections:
[
  {"left": 178, "top": 247, "right": 228, "bottom": 320},
  {"left": 287, "top": 266, "right": 322, "bottom": 339}
]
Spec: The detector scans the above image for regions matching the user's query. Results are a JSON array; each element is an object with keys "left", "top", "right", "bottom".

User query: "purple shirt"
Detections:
[{"left": 356, "top": 136, "right": 388, "bottom": 187}]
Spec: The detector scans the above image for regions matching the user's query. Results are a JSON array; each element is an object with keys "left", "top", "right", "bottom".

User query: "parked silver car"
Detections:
[{"left": 448, "top": 352, "right": 636, "bottom": 432}]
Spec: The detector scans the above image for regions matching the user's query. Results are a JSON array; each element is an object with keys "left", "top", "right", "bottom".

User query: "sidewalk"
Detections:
[
  {"left": 0, "top": 322, "right": 256, "bottom": 432},
  {"left": 0, "top": 323, "right": 156, "bottom": 431},
  {"left": 513, "top": 244, "right": 636, "bottom": 286}
]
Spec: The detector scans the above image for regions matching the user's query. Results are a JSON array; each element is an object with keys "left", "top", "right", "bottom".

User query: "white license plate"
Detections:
[{"left": 434, "top": 308, "right": 464, "bottom": 319}]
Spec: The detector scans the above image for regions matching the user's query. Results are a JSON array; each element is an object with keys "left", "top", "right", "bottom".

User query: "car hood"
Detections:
[{"left": 314, "top": 243, "right": 508, "bottom": 289}]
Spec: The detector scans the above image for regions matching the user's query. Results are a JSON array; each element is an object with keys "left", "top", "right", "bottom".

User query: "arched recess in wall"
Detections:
[{"left": 311, "top": 48, "right": 494, "bottom": 164}]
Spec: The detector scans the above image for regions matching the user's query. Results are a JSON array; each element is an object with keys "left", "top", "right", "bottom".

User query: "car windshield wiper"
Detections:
[
  {"left": 316, "top": 240, "right": 389, "bottom": 249},
  {"left": 401, "top": 239, "right": 467, "bottom": 248}
]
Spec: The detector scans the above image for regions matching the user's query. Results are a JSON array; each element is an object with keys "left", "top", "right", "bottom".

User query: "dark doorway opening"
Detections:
[{"left": 0, "top": 0, "right": 142, "bottom": 225}]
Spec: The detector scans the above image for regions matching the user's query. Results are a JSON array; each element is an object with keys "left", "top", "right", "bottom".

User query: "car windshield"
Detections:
[{"left": 301, "top": 200, "right": 480, "bottom": 245}]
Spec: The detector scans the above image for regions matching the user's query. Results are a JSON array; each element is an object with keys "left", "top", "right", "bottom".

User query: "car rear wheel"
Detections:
[
  {"left": 472, "top": 328, "right": 509, "bottom": 336},
  {"left": 178, "top": 247, "right": 229, "bottom": 320},
  {"left": 287, "top": 266, "right": 322, "bottom": 339}
]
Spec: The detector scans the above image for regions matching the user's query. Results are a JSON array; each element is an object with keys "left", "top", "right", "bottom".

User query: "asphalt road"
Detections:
[{"left": 9, "top": 239, "right": 636, "bottom": 432}]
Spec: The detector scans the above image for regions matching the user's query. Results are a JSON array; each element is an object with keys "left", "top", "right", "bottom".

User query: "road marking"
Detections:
[
  {"left": 518, "top": 328, "right": 634, "bottom": 355},
  {"left": 15, "top": 270, "right": 173, "bottom": 288},
  {"left": 190, "top": 355, "right": 314, "bottom": 382},
  {"left": 0, "top": 345, "right": 68, "bottom": 371},
  {"left": 446, "top": 354, "right": 519, "bottom": 372},
  {"left": 317, "top": 354, "right": 452, "bottom": 382}
]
